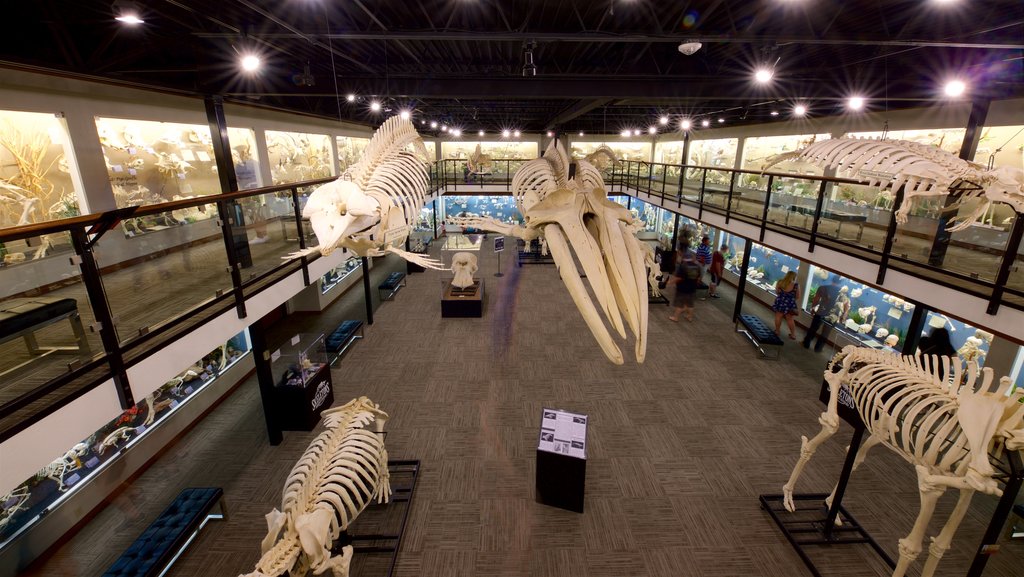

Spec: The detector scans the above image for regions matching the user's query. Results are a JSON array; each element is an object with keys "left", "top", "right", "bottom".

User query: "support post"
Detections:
[
  {"left": 248, "top": 319, "right": 283, "bottom": 445},
  {"left": 760, "top": 175, "right": 775, "bottom": 242},
  {"left": 670, "top": 213, "right": 681, "bottom": 253},
  {"left": 823, "top": 426, "right": 865, "bottom": 538},
  {"left": 732, "top": 238, "right": 752, "bottom": 322},
  {"left": 808, "top": 180, "right": 828, "bottom": 252},
  {"left": 361, "top": 256, "right": 374, "bottom": 325},
  {"left": 698, "top": 168, "right": 707, "bottom": 220},
  {"left": 987, "top": 214, "right": 1024, "bottom": 314},
  {"left": 291, "top": 187, "right": 309, "bottom": 286},
  {"left": 900, "top": 301, "right": 929, "bottom": 355},
  {"left": 876, "top": 185, "right": 906, "bottom": 285},
  {"left": 725, "top": 171, "right": 736, "bottom": 223},
  {"left": 432, "top": 199, "right": 438, "bottom": 239},
  {"left": 928, "top": 97, "right": 991, "bottom": 267},
  {"left": 966, "top": 451, "right": 1024, "bottom": 577}
]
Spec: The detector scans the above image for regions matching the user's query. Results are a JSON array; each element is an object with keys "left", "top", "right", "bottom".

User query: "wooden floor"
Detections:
[{"left": 19, "top": 243, "right": 1024, "bottom": 577}]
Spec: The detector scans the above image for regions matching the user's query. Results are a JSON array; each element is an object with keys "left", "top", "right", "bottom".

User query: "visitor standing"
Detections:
[
  {"left": 669, "top": 246, "right": 700, "bottom": 322},
  {"left": 695, "top": 236, "right": 713, "bottom": 284},
  {"left": 772, "top": 271, "right": 801, "bottom": 340},
  {"left": 803, "top": 275, "right": 841, "bottom": 352},
  {"left": 704, "top": 243, "right": 726, "bottom": 299}
]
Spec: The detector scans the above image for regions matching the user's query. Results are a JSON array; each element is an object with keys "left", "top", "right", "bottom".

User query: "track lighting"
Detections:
[
  {"left": 847, "top": 96, "right": 865, "bottom": 110},
  {"left": 430, "top": 121, "right": 438, "bottom": 129},
  {"left": 240, "top": 54, "right": 261, "bottom": 72},
  {"left": 754, "top": 68, "right": 773, "bottom": 84},
  {"left": 369, "top": 101, "right": 382, "bottom": 112},
  {"left": 113, "top": 0, "right": 144, "bottom": 24},
  {"left": 659, "top": 116, "right": 669, "bottom": 125},
  {"left": 648, "top": 126, "right": 657, "bottom": 135},
  {"left": 513, "top": 130, "right": 521, "bottom": 138},
  {"left": 793, "top": 104, "right": 807, "bottom": 117},
  {"left": 620, "top": 130, "right": 631, "bottom": 138},
  {"left": 944, "top": 79, "right": 967, "bottom": 97},
  {"left": 480, "top": 130, "right": 486, "bottom": 136},
  {"left": 522, "top": 41, "right": 538, "bottom": 77},
  {"left": 701, "top": 119, "right": 710, "bottom": 127},
  {"left": 502, "top": 129, "right": 511, "bottom": 138},
  {"left": 399, "top": 110, "right": 411, "bottom": 120},
  {"left": 680, "top": 119, "right": 692, "bottom": 130},
  {"left": 346, "top": 94, "right": 356, "bottom": 102}
]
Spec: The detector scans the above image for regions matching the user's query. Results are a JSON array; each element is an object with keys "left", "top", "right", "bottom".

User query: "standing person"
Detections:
[
  {"left": 772, "top": 270, "right": 801, "bottom": 340},
  {"left": 695, "top": 236, "right": 713, "bottom": 285},
  {"left": 668, "top": 245, "right": 700, "bottom": 322},
  {"left": 704, "top": 243, "right": 726, "bottom": 299},
  {"left": 803, "top": 275, "right": 841, "bottom": 351}
]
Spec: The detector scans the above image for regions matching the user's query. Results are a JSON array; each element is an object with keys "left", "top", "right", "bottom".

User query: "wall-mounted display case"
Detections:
[
  {"left": 804, "top": 265, "right": 915, "bottom": 351},
  {"left": 443, "top": 195, "right": 523, "bottom": 230},
  {"left": 570, "top": 141, "right": 650, "bottom": 163},
  {"left": 0, "top": 330, "right": 250, "bottom": 546},
  {"left": 0, "top": 110, "right": 82, "bottom": 228},
  {"left": 846, "top": 128, "right": 965, "bottom": 155},
  {"left": 922, "top": 312, "right": 994, "bottom": 367},
  {"left": 441, "top": 141, "right": 538, "bottom": 160},
  {"left": 741, "top": 242, "right": 803, "bottom": 294},
  {"left": 228, "top": 127, "right": 262, "bottom": 190},
  {"left": 96, "top": 116, "right": 221, "bottom": 209},
  {"left": 321, "top": 257, "right": 362, "bottom": 295},
  {"left": 266, "top": 130, "right": 333, "bottom": 185},
  {"left": 740, "top": 133, "right": 827, "bottom": 174},
  {"left": 687, "top": 138, "right": 738, "bottom": 169},
  {"left": 336, "top": 135, "right": 370, "bottom": 175}
]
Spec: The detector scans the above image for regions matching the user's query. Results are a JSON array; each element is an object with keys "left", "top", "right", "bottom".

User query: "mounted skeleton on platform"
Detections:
[
  {"left": 763, "top": 137, "right": 1024, "bottom": 232},
  {"left": 783, "top": 346, "right": 1024, "bottom": 577},
  {"left": 448, "top": 140, "right": 651, "bottom": 365},
  {"left": 287, "top": 116, "right": 443, "bottom": 270},
  {"left": 242, "top": 397, "right": 391, "bottom": 577}
]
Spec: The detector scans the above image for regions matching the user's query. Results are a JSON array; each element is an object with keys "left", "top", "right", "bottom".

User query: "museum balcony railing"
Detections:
[
  {"left": 0, "top": 176, "right": 336, "bottom": 442},
  {"left": 433, "top": 158, "right": 528, "bottom": 192},
  {"left": 606, "top": 159, "right": 1024, "bottom": 316}
]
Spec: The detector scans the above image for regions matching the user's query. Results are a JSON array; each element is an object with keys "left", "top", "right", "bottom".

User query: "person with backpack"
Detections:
[{"left": 669, "top": 246, "right": 701, "bottom": 322}]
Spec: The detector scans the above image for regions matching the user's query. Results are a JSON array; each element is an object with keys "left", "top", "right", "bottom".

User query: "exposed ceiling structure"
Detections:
[{"left": 2, "top": 0, "right": 1023, "bottom": 136}]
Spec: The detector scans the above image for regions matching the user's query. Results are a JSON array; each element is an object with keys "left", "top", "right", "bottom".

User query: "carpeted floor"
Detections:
[{"left": 20, "top": 241, "right": 1024, "bottom": 577}]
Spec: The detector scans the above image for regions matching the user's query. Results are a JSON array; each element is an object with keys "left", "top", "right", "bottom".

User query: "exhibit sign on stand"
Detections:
[
  {"left": 535, "top": 408, "right": 587, "bottom": 513},
  {"left": 494, "top": 236, "right": 505, "bottom": 277}
]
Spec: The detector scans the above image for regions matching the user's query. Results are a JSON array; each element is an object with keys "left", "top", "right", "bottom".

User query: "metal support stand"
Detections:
[
  {"left": 966, "top": 451, "right": 1024, "bottom": 577},
  {"left": 760, "top": 425, "right": 896, "bottom": 577},
  {"left": 732, "top": 238, "right": 752, "bottom": 323},
  {"left": 333, "top": 460, "right": 420, "bottom": 577},
  {"left": 495, "top": 250, "right": 504, "bottom": 277}
]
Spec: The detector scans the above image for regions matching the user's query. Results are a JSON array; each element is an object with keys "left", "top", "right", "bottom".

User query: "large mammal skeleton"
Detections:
[
  {"left": 783, "top": 346, "right": 1024, "bottom": 577},
  {"left": 763, "top": 137, "right": 1024, "bottom": 232},
  {"left": 289, "top": 116, "right": 442, "bottom": 270},
  {"left": 241, "top": 397, "right": 391, "bottom": 577},
  {"left": 449, "top": 140, "right": 650, "bottom": 365}
]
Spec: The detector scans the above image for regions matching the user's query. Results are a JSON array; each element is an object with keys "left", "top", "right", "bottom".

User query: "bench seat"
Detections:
[
  {"left": 378, "top": 272, "right": 407, "bottom": 301},
  {"left": 736, "top": 314, "right": 784, "bottom": 359},
  {"left": 103, "top": 487, "right": 225, "bottom": 577},
  {"left": 0, "top": 297, "right": 90, "bottom": 362},
  {"left": 326, "top": 319, "right": 364, "bottom": 361}
]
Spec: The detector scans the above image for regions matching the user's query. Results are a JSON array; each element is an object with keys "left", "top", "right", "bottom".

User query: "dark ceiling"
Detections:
[{"left": 3, "top": 1, "right": 1023, "bottom": 136}]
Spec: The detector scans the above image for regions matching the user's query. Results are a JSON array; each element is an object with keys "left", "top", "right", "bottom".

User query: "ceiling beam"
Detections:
[
  {"left": 193, "top": 30, "right": 1024, "bottom": 50},
  {"left": 544, "top": 98, "right": 614, "bottom": 129}
]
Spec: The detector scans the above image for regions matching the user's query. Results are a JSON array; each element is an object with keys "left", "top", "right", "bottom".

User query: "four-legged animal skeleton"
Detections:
[{"left": 783, "top": 346, "right": 1024, "bottom": 577}]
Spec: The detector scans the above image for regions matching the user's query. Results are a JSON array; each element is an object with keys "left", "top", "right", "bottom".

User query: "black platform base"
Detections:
[{"left": 759, "top": 493, "right": 895, "bottom": 577}]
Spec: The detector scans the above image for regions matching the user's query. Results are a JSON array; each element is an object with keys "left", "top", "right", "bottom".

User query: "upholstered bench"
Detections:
[
  {"left": 735, "top": 314, "right": 784, "bottom": 360},
  {"left": 103, "top": 487, "right": 226, "bottom": 577},
  {"left": 0, "top": 297, "right": 90, "bottom": 356},
  {"left": 326, "top": 319, "right": 364, "bottom": 364},
  {"left": 378, "top": 272, "right": 407, "bottom": 301}
]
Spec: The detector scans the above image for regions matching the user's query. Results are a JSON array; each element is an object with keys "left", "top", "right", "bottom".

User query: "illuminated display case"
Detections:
[
  {"left": 266, "top": 130, "right": 333, "bottom": 185},
  {"left": 922, "top": 312, "right": 993, "bottom": 368},
  {"left": 570, "top": 141, "right": 649, "bottom": 163},
  {"left": 973, "top": 125, "right": 1024, "bottom": 228},
  {"left": 0, "top": 110, "right": 82, "bottom": 229},
  {"left": 804, "top": 265, "right": 915, "bottom": 351},
  {"left": 740, "top": 133, "right": 827, "bottom": 175},
  {"left": 686, "top": 138, "right": 738, "bottom": 186},
  {"left": 271, "top": 333, "right": 327, "bottom": 389},
  {"left": 0, "top": 330, "right": 250, "bottom": 546},
  {"left": 336, "top": 135, "right": 370, "bottom": 175},
  {"left": 443, "top": 195, "right": 523, "bottom": 231},
  {"left": 743, "top": 243, "right": 802, "bottom": 294},
  {"left": 441, "top": 141, "right": 538, "bottom": 160},
  {"left": 228, "top": 127, "right": 262, "bottom": 190},
  {"left": 320, "top": 257, "right": 362, "bottom": 295},
  {"left": 270, "top": 333, "right": 332, "bottom": 431},
  {"left": 629, "top": 197, "right": 659, "bottom": 232}
]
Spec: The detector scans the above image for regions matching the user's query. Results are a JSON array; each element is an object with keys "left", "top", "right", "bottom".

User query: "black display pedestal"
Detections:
[
  {"left": 535, "top": 449, "right": 586, "bottom": 513},
  {"left": 273, "top": 364, "right": 333, "bottom": 431},
  {"left": 441, "top": 280, "right": 483, "bottom": 318}
]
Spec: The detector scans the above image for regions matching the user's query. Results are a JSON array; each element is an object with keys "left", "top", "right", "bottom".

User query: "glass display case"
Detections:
[
  {"left": 266, "top": 130, "right": 333, "bottom": 185},
  {"left": 630, "top": 198, "right": 659, "bottom": 232},
  {"left": 229, "top": 127, "right": 262, "bottom": 190},
  {"left": 336, "top": 135, "right": 370, "bottom": 175},
  {"left": 654, "top": 140, "right": 686, "bottom": 166},
  {"left": 570, "top": 141, "right": 649, "bottom": 163},
  {"left": 0, "top": 330, "right": 250, "bottom": 546},
  {"left": 804, "top": 265, "right": 915, "bottom": 351},
  {"left": 96, "top": 116, "right": 222, "bottom": 212},
  {"left": 441, "top": 141, "right": 538, "bottom": 160},
  {"left": 1011, "top": 347, "right": 1024, "bottom": 393},
  {"left": 320, "top": 257, "right": 362, "bottom": 295},
  {"left": 687, "top": 138, "right": 738, "bottom": 169},
  {"left": 272, "top": 333, "right": 327, "bottom": 389},
  {"left": 846, "top": 128, "right": 965, "bottom": 155},
  {"left": 922, "top": 312, "right": 994, "bottom": 368},
  {"left": 739, "top": 243, "right": 803, "bottom": 294},
  {"left": 0, "top": 109, "right": 82, "bottom": 228},
  {"left": 443, "top": 195, "right": 523, "bottom": 230},
  {"left": 740, "top": 133, "right": 828, "bottom": 174},
  {"left": 972, "top": 125, "right": 1024, "bottom": 228}
]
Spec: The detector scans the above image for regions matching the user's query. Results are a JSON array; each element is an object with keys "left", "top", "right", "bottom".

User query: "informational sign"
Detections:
[
  {"left": 383, "top": 224, "right": 411, "bottom": 244},
  {"left": 494, "top": 236, "right": 505, "bottom": 253},
  {"left": 818, "top": 379, "right": 864, "bottom": 428},
  {"left": 538, "top": 408, "right": 588, "bottom": 459}
]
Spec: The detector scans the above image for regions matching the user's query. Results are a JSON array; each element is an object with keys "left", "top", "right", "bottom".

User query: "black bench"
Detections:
[
  {"left": 103, "top": 487, "right": 226, "bottom": 577},
  {"left": 378, "top": 272, "right": 407, "bottom": 301},
  {"left": 0, "top": 297, "right": 90, "bottom": 374},
  {"left": 326, "top": 319, "right": 364, "bottom": 364},
  {"left": 735, "top": 314, "right": 784, "bottom": 360},
  {"left": 1013, "top": 504, "right": 1024, "bottom": 539}
]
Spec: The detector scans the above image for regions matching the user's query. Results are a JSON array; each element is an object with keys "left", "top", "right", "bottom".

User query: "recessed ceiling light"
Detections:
[
  {"left": 847, "top": 96, "right": 865, "bottom": 110},
  {"left": 346, "top": 94, "right": 356, "bottom": 102},
  {"left": 621, "top": 129, "right": 631, "bottom": 137},
  {"left": 430, "top": 121, "right": 438, "bottom": 129},
  {"left": 452, "top": 129, "right": 462, "bottom": 137},
  {"left": 420, "top": 120, "right": 426, "bottom": 125},
  {"left": 680, "top": 119, "right": 692, "bottom": 130},
  {"left": 513, "top": 130, "right": 521, "bottom": 138},
  {"left": 633, "top": 129, "right": 641, "bottom": 136},
  {"left": 502, "top": 129, "right": 511, "bottom": 138},
  {"left": 793, "top": 104, "right": 807, "bottom": 117},
  {"left": 441, "top": 125, "right": 447, "bottom": 132},
  {"left": 701, "top": 119, "right": 710, "bottom": 127},
  {"left": 770, "top": 111, "right": 779, "bottom": 117},
  {"left": 648, "top": 126, "right": 657, "bottom": 135},
  {"left": 479, "top": 130, "right": 486, "bottom": 136},
  {"left": 369, "top": 101, "right": 382, "bottom": 112},
  {"left": 240, "top": 54, "right": 261, "bottom": 72},
  {"left": 659, "top": 116, "right": 669, "bottom": 125},
  {"left": 754, "top": 68, "right": 773, "bottom": 84},
  {"left": 944, "top": 79, "right": 967, "bottom": 97},
  {"left": 399, "top": 110, "right": 411, "bottom": 120}
]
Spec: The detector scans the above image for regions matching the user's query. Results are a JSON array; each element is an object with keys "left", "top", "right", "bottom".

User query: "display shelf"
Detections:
[
  {"left": 321, "top": 257, "right": 362, "bottom": 295},
  {"left": 804, "top": 266, "right": 914, "bottom": 351},
  {"left": 266, "top": 130, "right": 333, "bottom": 185},
  {"left": 289, "top": 254, "right": 369, "bottom": 313}
]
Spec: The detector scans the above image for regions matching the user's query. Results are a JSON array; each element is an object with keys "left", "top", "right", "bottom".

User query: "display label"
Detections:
[
  {"left": 271, "top": 349, "right": 282, "bottom": 363},
  {"left": 180, "top": 149, "right": 196, "bottom": 162},
  {"left": 184, "top": 386, "right": 193, "bottom": 394},
  {"left": 818, "top": 379, "right": 864, "bottom": 428},
  {"left": 291, "top": 335, "right": 301, "bottom": 346},
  {"left": 311, "top": 379, "right": 331, "bottom": 411},
  {"left": 127, "top": 147, "right": 137, "bottom": 155},
  {"left": 136, "top": 425, "right": 147, "bottom": 435},
  {"left": 538, "top": 408, "right": 588, "bottom": 459},
  {"left": 84, "top": 457, "right": 100, "bottom": 469},
  {"left": 494, "top": 236, "right": 505, "bottom": 253},
  {"left": 169, "top": 400, "right": 179, "bottom": 410},
  {"left": 196, "top": 150, "right": 212, "bottom": 162},
  {"left": 111, "top": 164, "right": 123, "bottom": 173},
  {"left": 64, "top": 473, "right": 82, "bottom": 487},
  {"left": 383, "top": 224, "right": 411, "bottom": 244}
]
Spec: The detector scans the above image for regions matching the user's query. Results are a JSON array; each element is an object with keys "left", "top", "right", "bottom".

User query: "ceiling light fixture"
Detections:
[
  {"left": 430, "top": 121, "right": 438, "bottom": 129},
  {"left": 452, "top": 129, "right": 462, "bottom": 137},
  {"left": 847, "top": 96, "right": 865, "bottom": 110},
  {"left": 680, "top": 119, "right": 692, "bottom": 130},
  {"left": 441, "top": 125, "right": 448, "bottom": 132},
  {"left": 522, "top": 41, "right": 538, "bottom": 77},
  {"left": 621, "top": 129, "right": 631, "bottom": 138},
  {"left": 754, "top": 68, "right": 773, "bottom": 84},
  {"left": 944, "top": 79, "right": 967, "bottom": 97},
  {"left": 633, "top": 129, "right": 641, "bottom": 136},
  {"left": 513, "top": 130, "right": 521, "bottom": 138},
  {"left": 659, "top": 116, "right": 669, "bottom": 125},
  {"left": 502, "top": 129, "right": 511, "bottom": 138},
  {"left": 399, "top": 110, "right": 411, "bottom": 120},
  {"left": 701, "top": 119, "right": 710, "bottom": 127},
  {"left": 240, "top": 54, "right": 261, "bottom": 72},
  {"left": 479, "top": 130, "right": 486, "bottom": 136},
  {"left": 113, "top": 0, "right": 144, "bottom": 24},
  {"left": 648, "top": 126, "right": 657, "bottom": 135},
  {"left": 793, "top": 104, "right": 807, "bottom": 117},
  {"left": 545, "top": 131, "right": 553, "bottom": 137},
  {"left": 578, "top": 131, "right": 584, "bottom": 137},
  {"left": 369, "top": 101, "right": 382, "bottom": 112},
  {"left": 346, "top": 94, "right": 356, "bottom": 102},
  {"left": 717, "top": 118, "right": 725, "bottom": 123},
  {"left": 770, "top": 110, "right": 779, "bottom": 116},
  {"left": 678, "top": 42, "right": 702, "bottom": 56}
]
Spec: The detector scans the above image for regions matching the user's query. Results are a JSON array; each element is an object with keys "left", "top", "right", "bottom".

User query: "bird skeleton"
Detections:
[
  {"left": 448, "top": 140, "right": 650, "bottom": 365},
  {"left": 763, "top": 137, "right": 1024, "bottom": 232},
  {"left": 286, "top": 116, "right": 443, "bottom": 271},
  {"left": 783, "top": 346, "right": 1024, "bottom": 577},
  {"left": 241, "top": 397, "right": 391, "bottom": 577}
]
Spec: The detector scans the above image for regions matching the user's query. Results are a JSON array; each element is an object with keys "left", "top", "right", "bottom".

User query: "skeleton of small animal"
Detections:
[
  {"left": 39, "top": 442, "right": 90, "bottom": 492},
  {"left": 762, "top": 137, "right": 1024, "bottom": 232},
  {"left": 97, "top": 426, "right": 137, "bottom": 456},
  {"left": 448, "top": 140, "right": 650, "bottom": 365},
  {"left": 286, "top": 116, "right": 443, "bottom": 271},
  {"left": 241, "top": 397, "right": 391, "bottom": 577},
  {"left": 783, "top": 346, "right": 1024, "bottom": 577},
  {"left": 0, "top": 486, "right": 31, "bottom": 532}
]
